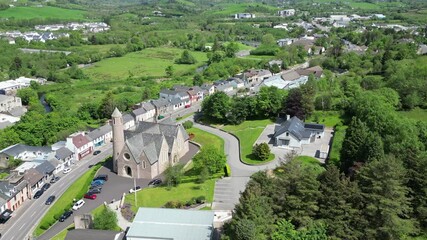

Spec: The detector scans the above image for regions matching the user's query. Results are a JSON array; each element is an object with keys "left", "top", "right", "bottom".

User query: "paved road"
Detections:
[
  {"left": 38, "top": 143, "right": 200, "bottom": 240},
  {"left": 0, "top": 144, "right": 112, "bottom": 240},
  {"left": 193, "top": 122, "right": 280, "bottom": 210}
]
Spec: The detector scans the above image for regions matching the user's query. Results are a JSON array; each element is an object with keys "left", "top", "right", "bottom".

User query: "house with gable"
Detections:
[
  {"left": 159, "top": 89, "right": 190, "bottom": 106},
  {"left": 273, "top": 116, "right": 324, "bottom": 148},
  {"left": 278, "top": 9, "right": 295, "bottom": 17},
  {"left": 132, "top": 102, "right": 156, "bottom": 122},
  {"left": 87, "top": 123, "right": 113, "bottom": 147},
  {"left": 0, "top": 176, "right": 30, "bottom": 211},
  {"left": 151, "top": 98, "right": 172, "bottom": 118},
  {"left": 296, "top": 66, "right": 324, "bottom": 79},
  {"left": 66, "top": 133, "right": 93, "bottom": 160},
  {"left": 123, "top": 113, "right": 136, "bottom": 130},
  {"left": 243, "top": 69, "right": 273, "bottom": 86},
  {"left": 55, "top": 147, "right": 74, "bottom": 166},
  {"left": 0, "top": 144, "right": 53, "bottom": 163},
  {"left": 201, "top": 84, "right": 215, "bottom": 96}
]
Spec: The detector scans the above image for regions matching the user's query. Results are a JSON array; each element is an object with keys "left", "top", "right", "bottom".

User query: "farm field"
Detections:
[
  {"left": 0, "top": 6, "right": 87, "bottom": 20},
  {"left": 208, "top": 3, "right": 276, "bottom": 15},
  {"left": 84, "top": 47, "right": 208, "bottom": 80}
]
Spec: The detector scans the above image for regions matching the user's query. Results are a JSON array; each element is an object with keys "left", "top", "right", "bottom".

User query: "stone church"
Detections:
[{"left": 111, "top": 108, "right": 189, "bottom": 179}]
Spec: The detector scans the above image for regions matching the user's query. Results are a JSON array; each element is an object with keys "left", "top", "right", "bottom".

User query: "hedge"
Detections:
[
  {"left": 224, "top": 163, "right": 231, "bottom": 177},
  {"left": 34, "top": 157, "right": 110, "bottom": 236}
]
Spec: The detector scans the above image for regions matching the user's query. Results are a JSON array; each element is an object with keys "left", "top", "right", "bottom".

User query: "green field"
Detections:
[
  {"left": 306, "top": 111, "right": 343, "bottom": 127},
  {"left": 187, "top": 127, "right": 225, "bottom": 152},
  {"left": 0, "top": 6, "right": 87, "bottom": 20},
  {"left": 242, "top": 55, "right": 274, "bottom": 61},
  {"left": 84, "top": 47, "right": 208, "bottom": 80},
  {"left": 398, "top": 108, "right": 427, "bottom": 122},
  {"left": 328, "top": 125, "right": 347, "bottom": 166},
  {"left": 221, "top": 119, "right": 275, "bottom": 165},
  {"left": 209, "top": 3, "right": 276, "bottom": 15}
]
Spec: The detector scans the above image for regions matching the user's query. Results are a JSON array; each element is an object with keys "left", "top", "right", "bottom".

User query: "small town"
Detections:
[{"left": 0, "top": 0, "right": 426, "bottom": 239}]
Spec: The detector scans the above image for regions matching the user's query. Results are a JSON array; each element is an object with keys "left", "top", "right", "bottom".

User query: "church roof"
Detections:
[{"left": 123, "top": 121, "right": 188, "bottom": 165}]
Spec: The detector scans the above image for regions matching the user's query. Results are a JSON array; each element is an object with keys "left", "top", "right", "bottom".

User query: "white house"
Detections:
[
  {"left": 0, "top": 144, "right": 53, "bottom": 162},
  {"left": 278, "top": 9, "right": 295, "bottom": 17},
  {"left": 65, "top": 133, "right": 93, "bottom": 160},
  {"left": 273, "top": 116, "right": 324, "bottom": 148},
  {"left": 201, "top": 84, "right": 215, "bottom": 95},
  {"left": 0, "top": 95, "right": 22, "bottom": 112},
  {"left": 235, "top": 13, "right": 255, "bottom": 19},
  {"left": 87, "top": 123, "right": 112, "bottom": 147},
  {"left": 123, "top": 114, "right": 136, "bottom": 130}
]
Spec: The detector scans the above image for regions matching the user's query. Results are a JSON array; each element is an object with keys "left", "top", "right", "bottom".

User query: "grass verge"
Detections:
[
  {"left": 306, "top": 111, "right": 343, "bottom": 127},
  {"left": 187, "top": 127, "right": 224, "bottom": 151},
  {"left": 50, "top": 224, "right": 74, "bottom": 240},
  {"left": 34, "top": 157, "right": 110, "bottom": 237},
  {"left": 221, "top": 119, "right": 275, "bottom": 165},
  {"left": 328, "top": 125, "right": 347, "bottom": 166}
]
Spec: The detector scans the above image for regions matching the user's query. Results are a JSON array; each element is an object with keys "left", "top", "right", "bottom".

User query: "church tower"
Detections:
[{"left": 111, "top": 108, "right": 124, "bottom": 173}]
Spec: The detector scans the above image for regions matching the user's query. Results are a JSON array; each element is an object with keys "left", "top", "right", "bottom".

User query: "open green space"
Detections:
[
  {"left": 84, "top": 47, "right": 208, "bottom": 80},
  {"left": 242, "top": 54, "right": 274, "bottom": 61},
  {"left": 51, "top": 224, "right": 74, "bottom": 240},
  {"left": 221, "top": 119, "right": 275, "bottom": 165},
  {"left": 34, "top": 158, "right": 108, "bottom": 237},
  {"left": 124, "top": 174, "right": 217, "bottom": 213},
  {"left": 295, "top": 156, "right": 325, "bottom": 175},
  {"left": 0, "top": 6, "right": 87, "bottom": 20},
  {"left": 187, "top": 127, "right": 224, "bottom": 151},
  {"left": 209, "top": 3, "right": 276, "bottom": 15},
  {"left": 306, "top": 111, "right": 343, "bottom": 127},
  {"left": 398, "top": 108, "right": 427, "bottom": 122}
]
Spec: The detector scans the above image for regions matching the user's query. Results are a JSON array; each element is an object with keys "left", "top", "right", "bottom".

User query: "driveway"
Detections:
[
  {"left": 255, "top": 123, "right": 334, "bottom": 163},
  {"left": 38, "top": 143, "right": 199, "bottom": 240}
]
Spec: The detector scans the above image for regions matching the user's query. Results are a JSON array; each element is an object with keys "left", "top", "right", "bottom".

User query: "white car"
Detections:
[
  {"left": 129, "top": 186, "right": 141, "bottom": 193},
  {"left": 63, "top": 168, "right": 71, "bottom": 174},
  {"left": 72, "top": 199, "right": 85, "bottom": 210}
]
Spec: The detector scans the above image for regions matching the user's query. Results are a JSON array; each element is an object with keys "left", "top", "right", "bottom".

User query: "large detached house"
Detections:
[{"left": 273, "top": 116, "right": 324, "bottom": 148}]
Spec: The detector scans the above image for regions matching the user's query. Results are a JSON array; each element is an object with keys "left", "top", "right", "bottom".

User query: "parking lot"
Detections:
[{"left": 255, "top": 123, "right": 333, "bottom": 163}]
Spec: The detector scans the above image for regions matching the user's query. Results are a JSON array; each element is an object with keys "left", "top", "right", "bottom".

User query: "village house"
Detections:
[
  {"left": 277, "top": 38, "right": 295, "bottom": 47},
  {"left": 296, "top": 66, "right": 324, "bottom": 79},
  {"left": 23, "top": 168, "right": 45, "bottom": 195},
  {"left": 123, "top": 114, "right": 136, "bottom": 130},
  {"left": 132, "top": 102, "right": 156, "bottom": 122},
  {"left": 0, "top": 144, "right": 53, "bottom": 164},
  {"left": 151, "top": 98, "right": 172, "bottom": 118},
  {"left": 66, "top": 133, "right": 93, "bottom": 160},
  {"left": 228, "top": 78, "right": 245, "bottom": 89},
  {"left": 201, "top": 83, "right": 215, "bottom": 96},
  {"left": 234, "top": 13, "right": 255, "bottom": 19},
  {"left": 278, "top": 9, "right": 295, "bottom": 17},
  {"left": 0, "top": 76, "right": 46, "bottom": 95},
  {"left": 213, "top": 80, "right": 234, "bottom": 94},
  {"left": 54, "top": 147, "right": 74, "bottom": 167},
  {"left": 0, "top": 176, "right": 30, "bottom": 212},
  {"left": 0, "top": 95, "right": 22, "bottom": 112},
  {"left": 87, "top": 123, "right": 113, "bottom": 147},
  {"left": 243, "top": 69, "right": 273, "bottom": 85},
  {"left": 273, "top": 116, "right": 325, "bottom": 148}
]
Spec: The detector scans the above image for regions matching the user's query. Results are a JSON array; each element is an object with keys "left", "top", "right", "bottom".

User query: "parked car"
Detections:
[
  {"left": 0, "top": 209, "right": 12, "bottom": 223},
  {"left": 88, "top": 188, "right": 102, "bottom": 194},
  {"left": 84, "top": 193, "right": 97, "bottom": 200},
  {"left": 72, "top": 199, "right": 85, "bottom": 210},
  {"left": 94, "top": 174, "right": 108, "bottom": 181},
  {"left": 33, "top": 190, "right": 44, "bottom": 199},
  {"left": 93, "top": 150, "right": 101, "bottom": 155},
  {"left": 59, "top": 210, "right": 73, "bottom": 222},
  {"left": 45, "top": 195, "right": 56, "bottom": 205},
  {"left": 50, "top": 176, "right": 60, "bottom": 184},
  {"left": 63, "top": 168, "right": 71, "bottom": 174},
  {"left": 129, "top": 186, "right": 141, "bottom": 193},
  {"left": 90, "top": 179, "right": 105, "bottom": 186},
  {"left": 42, "top": 183, "right": 51, "bottom": 191},
  {"left": 148, "top": 179, "right": 162, "bottom": 187}
]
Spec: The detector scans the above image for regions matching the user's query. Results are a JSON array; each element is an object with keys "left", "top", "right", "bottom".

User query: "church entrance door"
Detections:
[{"left": 125, "top": 166, "right": 132, "bottom": 177}]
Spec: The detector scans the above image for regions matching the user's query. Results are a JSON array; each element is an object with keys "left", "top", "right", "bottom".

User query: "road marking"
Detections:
[
  {"left": 59, "top": 182, "right": 65, "bottom": 187},
  {"left": 30, "top": 211, "right": 36, "bottom": 217},
  {"left": 19, "top": 224, "right": 25, "bottom": 230}
]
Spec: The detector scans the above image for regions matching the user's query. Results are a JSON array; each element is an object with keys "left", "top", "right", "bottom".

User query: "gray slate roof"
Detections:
[
  {"left": 55, "top": 147, "right": 73, "bottom": 160},
  {"left": 140, "top": 102, "right": 155, "bottom": 111},
  {"left": 151, "top": 98, "right": 170, "bottom": 108},
  {"left": 274, "top": 116, "right": 311, "bottom": 141},
  {"left": 123, "top": 114, "right": 134, "bottom": 124},
  {"left": 127, "top": 207, "right": 214, "bottom": 240},
  {"left": 35, "top": 160, "right": 55, "bottom": 175},
  {"left": 87, "top": 124, "right": 112, "bottom": 140},
  {"left": 0, "top": 121, "right": 13, "bottom": 130},
  {"left": 7, "top": 107, "right": 26, "bottom": 117},
  {"left": 1, "top": 144, "right": 52, "bottom": 157},
  {"left": 124, "top": 121, "right": 189, "bottom": 165},
  {"left": 132, "top": 107, "right": 147, "bottom": 117}
]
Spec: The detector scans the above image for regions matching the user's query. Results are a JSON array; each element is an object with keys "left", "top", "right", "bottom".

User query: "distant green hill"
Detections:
[{"left": 0, "top": 6, "right": 87, "bottom": 20}]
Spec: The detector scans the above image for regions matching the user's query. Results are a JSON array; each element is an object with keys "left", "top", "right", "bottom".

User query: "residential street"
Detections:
[{"left": 0, "top": 143, "right": 112, "bottom": 240}]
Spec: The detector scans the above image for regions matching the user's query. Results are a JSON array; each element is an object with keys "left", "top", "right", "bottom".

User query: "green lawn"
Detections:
[
  {"left": 295, "top": 156, "right": 325, "bottom": 175},
  {"left": 51, "top": 224, "right": 74, "bottom": 240},
  {"left": 34, "top": 159, "right": 108, "bottom": 236},
  {"left": 124, "top": 177, "right": 216, "bottom": 213},
  {"left": 306, "top": 111, "right": 343, "bottom": 127},
  {"left": 84, "top": 47, "right": 208, "bottom": 80},
  {"left": 0, "top": 6, "right": 87, "bottom": 20},
  {"left": 398, "top": 108, "right": 427, "bottom": 122},
  {"left": 328, "top": 125, "right": 347, "bottom": 166},
  {"left": 187, "top": 127, "right": 224, "bottom": 151},
  {"left": 241, "top": 55, "right": 274, "bottom": 61},
  {"left": 221, "top": 119, "right": 275, "bottom": 165},
  {"left": 209, "top": 3, "right": 276, "bottom": 15}
]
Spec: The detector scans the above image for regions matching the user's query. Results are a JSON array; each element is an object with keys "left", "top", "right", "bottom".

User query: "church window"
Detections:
[
  {"left": 124, "top": 153, "right": 131, "bottom": 160},
  {"left": 142, "top": 161, "right": 146, "bottom": 169}
]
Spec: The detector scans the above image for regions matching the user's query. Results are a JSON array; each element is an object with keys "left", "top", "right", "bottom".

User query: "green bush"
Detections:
[
  {"left": 224, "top": 164, "right": 231, "bottom": 177},
  {"left": 164, "top": 200, "right": 184, "bottom": 208},
  {"left": 182, "top": 120, "right": 193, "bottom": 129},
  {"left": 196, "top": 196, "right": 206, "bottom": 204}
]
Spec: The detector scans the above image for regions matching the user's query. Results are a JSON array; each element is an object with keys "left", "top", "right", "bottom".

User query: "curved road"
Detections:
[{"left": 193, "top": 122, "right": 280, "bottom": 210}]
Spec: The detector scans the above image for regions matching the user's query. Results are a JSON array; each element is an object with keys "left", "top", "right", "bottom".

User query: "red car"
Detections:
[{"left": 84, "top": 193, "right": 97, "bottom": 200}]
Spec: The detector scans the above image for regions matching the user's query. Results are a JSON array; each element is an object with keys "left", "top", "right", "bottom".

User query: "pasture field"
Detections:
[
  {"left": 209, "top": 3, "right": 277, "bottom": 15},
  {"left": 0, "top": 6, "right": 87, "bottom": 20},
  {"left": 84, "top": 47, "right": 208, "bottom": 80}
]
